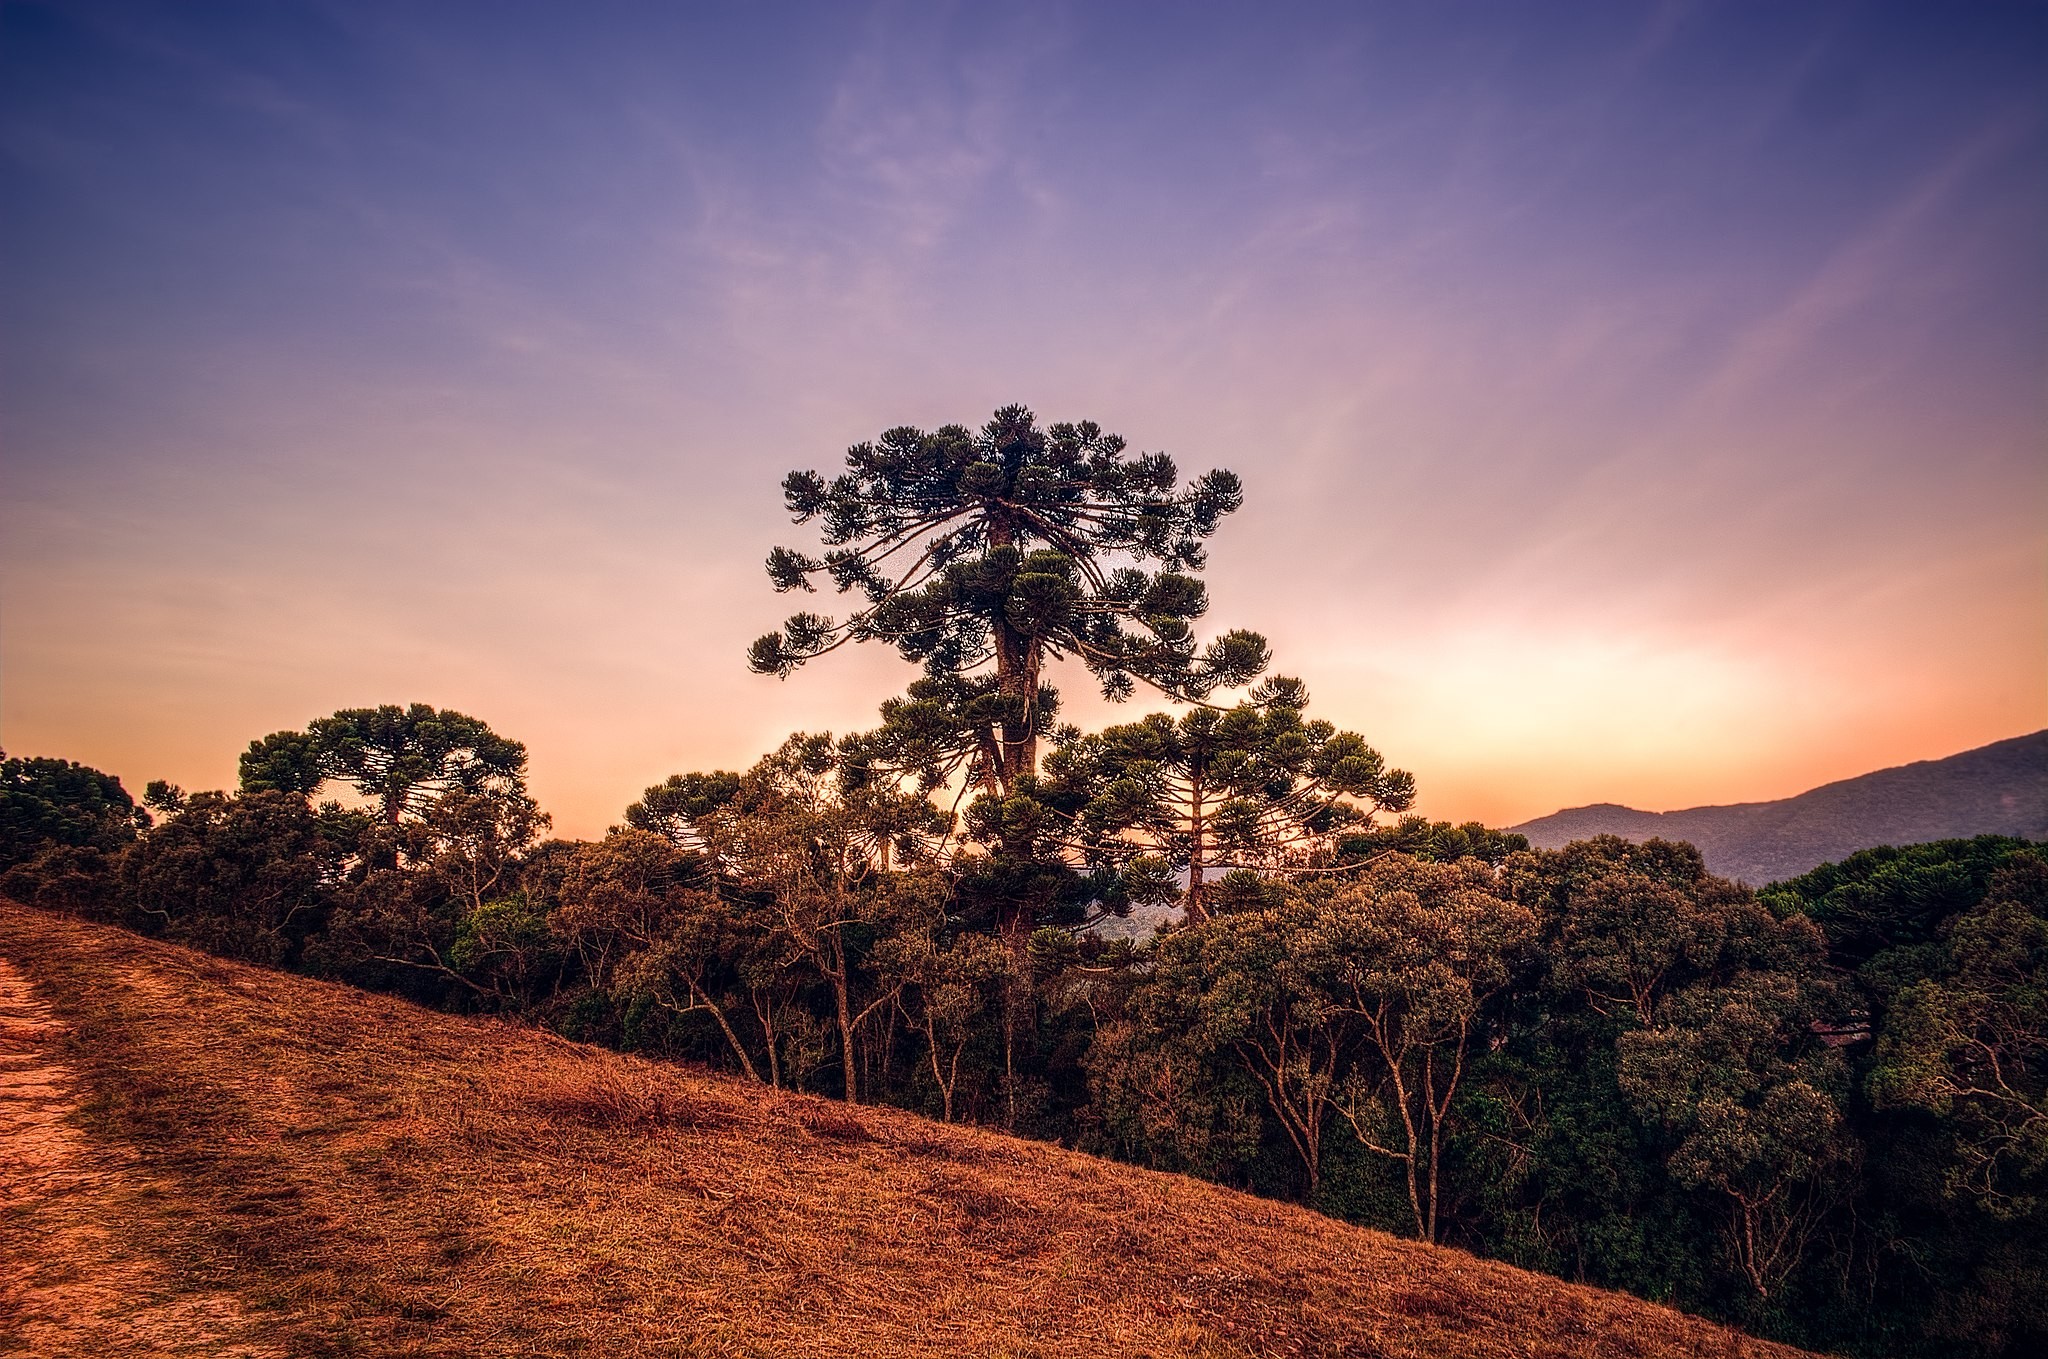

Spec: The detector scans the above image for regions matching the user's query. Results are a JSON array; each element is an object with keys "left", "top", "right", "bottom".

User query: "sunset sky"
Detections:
[{"left": 3, "top": 1, "right": 2043, "bottom": 840}]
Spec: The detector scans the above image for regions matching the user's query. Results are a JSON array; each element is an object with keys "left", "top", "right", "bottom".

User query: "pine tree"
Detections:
[
  {"left": 242, "top": 704, "right": 530, "bottom": 827},
  {"left": 750, "top": 405, "right": 1269, "bottom": 797},
  {"left": 1047, "top": 677, "right": 1415, "bottom": 920}
]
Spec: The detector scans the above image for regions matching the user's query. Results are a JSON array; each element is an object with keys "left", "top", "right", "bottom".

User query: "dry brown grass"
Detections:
[{"left": 0, "top": 903, "right": 1817, "bottom": 1358}]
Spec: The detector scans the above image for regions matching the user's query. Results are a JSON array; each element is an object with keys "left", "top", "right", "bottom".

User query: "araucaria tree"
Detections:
[
  {"left": 1048, "top": 676, "right": 1417, "bottom": 920},
  {"left": 242, "top": 704, "right": 532, "bottom": 828},
  {"left": 749, "top": 405, "right": 1270, "bottom": 797},
  {"left": 238, "top": 704, "right": 548, "bottom": 1000}
]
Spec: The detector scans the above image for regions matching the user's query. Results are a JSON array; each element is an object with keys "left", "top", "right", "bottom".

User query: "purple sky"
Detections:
[{"left": 3, "top": 1, "right": 2043, "bottom": 838}]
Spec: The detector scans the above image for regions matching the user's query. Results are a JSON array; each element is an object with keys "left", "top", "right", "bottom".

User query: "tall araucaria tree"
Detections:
[
  {"left": 1046, "top": 676, "right": 1417, "bottom": 921},
  {"left": 749, "top": 405, "right": 1270, "bottom": 797}
]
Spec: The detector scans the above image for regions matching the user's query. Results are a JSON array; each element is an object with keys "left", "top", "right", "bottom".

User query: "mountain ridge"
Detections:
[{"left": 1510, "top": 730, "right": 2048, "bottom": 884}]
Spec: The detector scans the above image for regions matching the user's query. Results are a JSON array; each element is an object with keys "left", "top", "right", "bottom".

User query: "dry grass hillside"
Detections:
[{"left": 0, "top": 902, "right": 1814, "bottom": 1359}]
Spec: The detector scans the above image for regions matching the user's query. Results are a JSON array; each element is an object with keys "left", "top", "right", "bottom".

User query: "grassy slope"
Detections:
[{"left": 0, "top": 903, "right": 1812, "bottom": 1359}]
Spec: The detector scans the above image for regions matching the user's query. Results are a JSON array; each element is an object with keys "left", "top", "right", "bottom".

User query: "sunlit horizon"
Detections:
[{"left": 3, "top": 1, "right": 2043, "bottom": 841}]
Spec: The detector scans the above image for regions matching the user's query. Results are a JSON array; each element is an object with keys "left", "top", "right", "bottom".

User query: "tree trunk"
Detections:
[
  {"left": 1426, "top": 1119, "right": 1443, "bottom": 1244},
  {"left": 686, "top": 978, "right": 762, "bottom": 1084},
  {"left": 1422, "top": 1047, "right": 1440, "bottom": 1243},
  {"left": 830, "top": 951, "right": 859, "bottom": 1104},
  {"left": 993, "top": 627, "right": 1035, "bottom": 794},
  {"left": 1304, "top": 1099, "right": 1323, "bottom": 1198},
  {"left": 1186, "top": 769, "right": 1208, "bottom": 921},
  {"left": 1003, "top": 1019, "right": 1016, "bottom": 1129},
  {"left": 1377, "top": 1027, "right": 1429, "bottom": 1242},
  {"left": 923, "top": 1012, "right": 956, "bottom": 1123},
  {"left": 753, "top": 992, "right": 782, "bottom": 1089},
  {"left": 986, "top": 520, "right": 1041, "bottom": 794}
]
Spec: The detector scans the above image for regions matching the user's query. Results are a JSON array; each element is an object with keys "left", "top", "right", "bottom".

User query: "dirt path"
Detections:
[{"left": 0, "top": 956, "right": 280, "bottom": 1358}]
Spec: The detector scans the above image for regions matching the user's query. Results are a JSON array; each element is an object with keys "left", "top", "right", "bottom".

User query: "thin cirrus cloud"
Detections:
[{"left": 0, "top": 0, "right": 2041, "bottom": 839}]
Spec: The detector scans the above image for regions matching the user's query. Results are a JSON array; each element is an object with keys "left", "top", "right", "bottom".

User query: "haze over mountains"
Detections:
[{"left": 1510, "top": 731, "right": 2048, "bottom": 885}]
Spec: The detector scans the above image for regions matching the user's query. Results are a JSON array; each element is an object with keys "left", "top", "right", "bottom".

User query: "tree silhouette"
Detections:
[
  {"left": 1048, "top": 677, "right": 1415, "bottom": 920},
  {"left": 751, "top": 405, "right": 1269, "bottom": 795},
  {"left": 241, "top": 704, "right": 530, "bottom": 826}
]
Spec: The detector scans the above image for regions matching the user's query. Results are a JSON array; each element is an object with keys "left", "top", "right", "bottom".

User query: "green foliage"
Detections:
[
  {"left": 623, "top": 770, "right": 743, "bottom": 851},
  {"left": 880, "top": 927, "right": 1012, "bottom": 1122},
  {"left": 238, "top": 730, "right": 326, "bottom": 798},
  {"left": 8, "top": 663, "right": 2040, "bottom": 1354},
  {"left": 0, "top": 843, "right": 123, "bottom": 916},
  {"left": 123, "top": 790, "right": 357, "bottom": 965},
  {"left": 546, "top": 827, "right": 768, "bottom": 1074},
  {"left": 224, "top": 705, "right": 551, "bottom": 1005},
  {"left": 1046, "top": 677, "right": 1415, "bottom": 919},
  {"left": 1467, "top": 836, "right": 1850, "bottom": 1316},
  {"left": 752, "top": 406, "right": 1269, "bottom": 795},
  {"left": 1868, "top": 852, "right": 2047, "bottom": 1218},
  {"left": 0, "top": 751, "right": 143, "bottom": 871},
  {"left": 1097, "top": 857, "right": 1535, "bottom": 1239},
  {"left": 1762, "top": 835, "right": 2032, "bottom": 973},
  {"left": 1085, "top": 1011, "right": 1267, "bottom": 1180},
  {"left": 1522, "top": 835, "right": 1798, "bottom": 1025},
  {"left": 448, "top": 891, "right": 564, "bottom": 996},
  {"left": 1342, "top": 815, "right": 1529, "bottom": 866},
  {"left": 1618, "top": 970, "right": 1846, "bottom": 1300},
  {"left": 242, "top": 704, "right": 531, "bottom": 826},
  {"left": 1712, "top": 835, "right": 2048, "bottom": 1352}
]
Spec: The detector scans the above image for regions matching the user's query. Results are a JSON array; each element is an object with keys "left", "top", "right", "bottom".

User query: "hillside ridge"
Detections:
[
  {"left": 0, "top": 902, "right": 1809, "bottom": 1358},
  {"left": 1510, "top": 730, "right": 2048, "bottom": 883}
]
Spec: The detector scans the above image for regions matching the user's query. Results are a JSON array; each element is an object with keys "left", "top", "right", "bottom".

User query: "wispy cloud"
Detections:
[
  {"left": 1687, "top": 108, "right": 2039, "bottom": 415},
  {"left": 3, "top": 1, "right": 2041, "bottom": 836}
]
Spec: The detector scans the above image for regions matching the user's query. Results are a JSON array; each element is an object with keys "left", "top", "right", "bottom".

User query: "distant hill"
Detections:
[
  {"left": 0, "top": 903, "right": 1811, "bottom": 1359},
  {"left": 1510, "top": 730, "right": 2048, "bottom": 885}
]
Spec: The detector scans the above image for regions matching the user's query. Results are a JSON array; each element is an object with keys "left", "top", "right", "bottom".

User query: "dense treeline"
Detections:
[
  {"left": 5, "top": 740, "right": 2039, "bottom": 1355},
  {"left": 3, "top": 408, "right": 2040, "bottom": 1356}
]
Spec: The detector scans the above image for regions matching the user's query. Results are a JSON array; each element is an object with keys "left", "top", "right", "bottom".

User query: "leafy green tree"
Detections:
[
  {"left": 1110, "top": 856, "right": 1532, "bottom": 1228},
  {"left": 624, "top": 770, "right": 743, "bottom": 852},
  {"left": 275, "top": 706, "right": 548, "bottom": 1004},
  {"left": 880, "top": 928, "right": 1012, "bottom": 1122},
  {"left": 1870, "top": 852, "right": 2047, "bottom": 1218},
  {"left": 123, "top": 790, "right": 358, "bottom": 964},
  {"left": 750, "top": 405, "right": 1269, "bottom": 796},
  {"left": 1113, "top": 899, "right": 1349, "bottom": 1193},
  {"left": 237, "top": 730, "right": 326, "bottom": 799},
  {"left": 1762, "top": 836, "right": 2048, "bottom": 1356},
  {"left": 548, "top": 827, "right": 770, "bottom": 1079},
  {"left": 448, "top": 890, "right": 566, "bottom": 1002},
  {"left": 1323, "top": 856, "right": 1538, "bottom": 1241},
  {"left": 1339, "top": 815, "right": 1528, "bottom": 867},
  {"left": 0, "top": 751, "right": 144, "bottom": 870},
  {"left": 1761, "top": 836, "right": 2030, "bottom": 976},
  {"left": 1460, "top": 837, "right": 1839, "bottom": 1307},
  {"left": 316, "top": 781, "right": 550, "bottom": 1002},
  {"left": 415, "top": 784, "right": 551, "bottom": 919},
  {"left": 1619, "top": 969, "right": 1846, "bottom": 1300},
  {"left": 1048, "top": 677, "right": 1414, "bottom": 920},
  {"left": 1085, "top": 1007, "right": 1266, "bottom": 1181},
  {"left": 1538, "top": 840, "right": 1853, "bottom": 1304},
  {"left": 701, "top": 734, "right": 949, "bottom": 1103},
  {"left": 1509, "top": 836, "right": 1802, "bottom": 1026}
]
